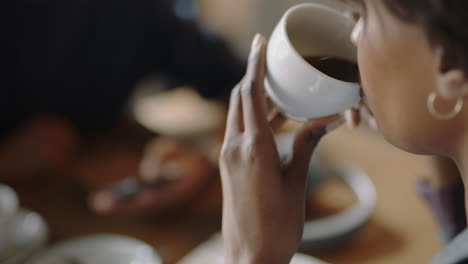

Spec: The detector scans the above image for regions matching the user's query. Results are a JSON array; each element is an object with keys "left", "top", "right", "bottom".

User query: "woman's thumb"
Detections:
[{"left": 285, "top": 115, "right": 344, "bottom": 189}]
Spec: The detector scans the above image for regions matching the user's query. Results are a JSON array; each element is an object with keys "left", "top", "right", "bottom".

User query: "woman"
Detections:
[{"left": 219, "top": 0, "right": 468, "bottom": 263}]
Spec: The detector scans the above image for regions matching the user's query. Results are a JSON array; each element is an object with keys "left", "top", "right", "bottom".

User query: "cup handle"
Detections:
[{"left": 300, "top": 166, "right": 377, "bottom": 251}]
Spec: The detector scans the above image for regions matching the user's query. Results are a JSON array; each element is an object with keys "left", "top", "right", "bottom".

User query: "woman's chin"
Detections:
[{"left": 381, "top": 130, "right": 433, "bottom": 156}]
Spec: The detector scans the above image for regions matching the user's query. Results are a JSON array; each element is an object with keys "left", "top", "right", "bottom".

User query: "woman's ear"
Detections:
[{"left": 435, "top": 47, "right": 468, "bottom": 99}]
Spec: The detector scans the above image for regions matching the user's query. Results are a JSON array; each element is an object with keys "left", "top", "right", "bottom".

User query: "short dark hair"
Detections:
[{"left": 381, "top": 0, "right": 468, "bottom": 76}]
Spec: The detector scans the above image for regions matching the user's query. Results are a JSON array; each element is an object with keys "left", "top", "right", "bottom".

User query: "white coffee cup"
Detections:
[{"left": 265, "top": 3, "right": 360, "bottom": 121}]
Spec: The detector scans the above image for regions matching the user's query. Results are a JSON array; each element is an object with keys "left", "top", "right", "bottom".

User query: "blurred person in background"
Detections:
[
  {"left": 219, "top": 0, "right": 468, "bottom": 262},
  {"left": 1, "top": 0, "right": 244, "bottom": 214}
]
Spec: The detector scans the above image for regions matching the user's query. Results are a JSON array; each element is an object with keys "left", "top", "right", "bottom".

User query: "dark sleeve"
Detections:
[
  {"left": 145, "top": 1, "right": 246, "bottom": 99},
  {"left": 416, "top": 178, "right": 467, "bottom": 243}
]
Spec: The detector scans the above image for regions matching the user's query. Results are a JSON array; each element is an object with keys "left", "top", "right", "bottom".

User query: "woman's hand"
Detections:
[{"left": 219, "top": 34, "right": 344, "bottom": 264}]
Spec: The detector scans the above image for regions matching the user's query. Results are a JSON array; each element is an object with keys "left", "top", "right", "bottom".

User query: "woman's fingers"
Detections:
[
  {"left": 226, "top": 34, "right": 281, "bottom": 138},
  {"left": 286, "top": 115, "right": 344, "bottom": 190},
  {"left": 241, "top": 34, "right": 269, "bottom": 134},
  {"left": 268, "top": 110, "right": 287, "bottom": 132},
  {"left": 225, "top": 84, "right": 243, "bottom": 138},
  {"left": 344, "top": 108, "right": 360, "bottom": 129},
  {"left": 265, "top": 93, "right": 274, "bottom": 113}
]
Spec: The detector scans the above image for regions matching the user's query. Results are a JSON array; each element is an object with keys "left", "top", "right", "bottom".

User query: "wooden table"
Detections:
[
  {"left": 6, "top": 125, "right": 442, "bottom": 264},
  {"left": 315, "top": 126, "right": 441, "bottom": 264}
]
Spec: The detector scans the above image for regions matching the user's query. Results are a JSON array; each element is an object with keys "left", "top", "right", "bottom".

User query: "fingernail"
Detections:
[
  {"left": 251, "top": 33, "right": 264, "bottom": 50},
  {"left": 344, "top": 109, "right": 358, "bottom": 129},
  {"left": 325, "top": 117, "right": 345, "bottom": 133}
]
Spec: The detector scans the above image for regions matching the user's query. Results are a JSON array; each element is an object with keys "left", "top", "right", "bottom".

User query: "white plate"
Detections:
[
  {"left": 177, "top": 234, "right": 328, "bottom": 264},
  {"left": 26, "top": 234, "right": 162, "bottom": 264},
  {"left": 133, "top": 87, "right": 225, "bottom": 137}
]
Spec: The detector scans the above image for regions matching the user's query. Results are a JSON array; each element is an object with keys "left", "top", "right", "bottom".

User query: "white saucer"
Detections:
[
  {"left": 26, "top": 234, "right": 162, "bottom": 264},
  {"left": 177, "top": 234, "right": 328, "bottom": 264}
]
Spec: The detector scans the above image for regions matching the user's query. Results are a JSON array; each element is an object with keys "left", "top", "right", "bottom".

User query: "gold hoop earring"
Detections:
[{"left": 427, "top": 91, "right": 463, "bottom": 120}]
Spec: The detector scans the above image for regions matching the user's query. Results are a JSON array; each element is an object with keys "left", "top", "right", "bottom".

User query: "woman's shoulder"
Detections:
[{"left": 432, "top": 228, "right": 468, "bottom": 264}]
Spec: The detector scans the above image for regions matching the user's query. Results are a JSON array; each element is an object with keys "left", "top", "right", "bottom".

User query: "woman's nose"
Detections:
[{"left": 351, "top": 18, "right": 363, "bottom": 46}]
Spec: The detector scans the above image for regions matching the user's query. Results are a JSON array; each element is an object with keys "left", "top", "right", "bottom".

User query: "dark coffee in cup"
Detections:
[{"left": 303, "top": 56, "right": 359, "bottom": 83}]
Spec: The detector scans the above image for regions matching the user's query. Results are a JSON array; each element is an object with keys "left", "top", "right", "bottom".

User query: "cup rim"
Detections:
[{"left": 282, "top": 3, "right": 358, "bottom": 85}]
